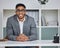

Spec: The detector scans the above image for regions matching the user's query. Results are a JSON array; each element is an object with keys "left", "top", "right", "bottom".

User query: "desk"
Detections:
[{"left": 0, "top": 40, "right": 60, "bottom": 47}]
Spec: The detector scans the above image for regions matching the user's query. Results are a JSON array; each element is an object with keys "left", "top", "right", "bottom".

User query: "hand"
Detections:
[
  {"left": 19, "top": 34, "right": 29, "bottom": 42},
  {"left": 16, "top": 34, "right": 29, "bottom": 42},
  {"left": 16, "top": 34, "right": 24, "bottom": 41},
  {"left": 16, "top": 36, "right": 21, "bottom": 41}
]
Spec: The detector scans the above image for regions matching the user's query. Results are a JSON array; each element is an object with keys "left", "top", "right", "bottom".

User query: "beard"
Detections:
[{"left": 18, "top": 14, "right": 25, "bottom": 19}]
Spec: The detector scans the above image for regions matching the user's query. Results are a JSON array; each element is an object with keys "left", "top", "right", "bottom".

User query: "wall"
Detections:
[{"left": 41, "top": 0, "right": 60, "bottom": 9}]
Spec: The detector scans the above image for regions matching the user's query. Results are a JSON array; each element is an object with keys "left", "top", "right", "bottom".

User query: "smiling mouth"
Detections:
[{"left": 19, "top": 14, "right": 23, "bottom": 16}]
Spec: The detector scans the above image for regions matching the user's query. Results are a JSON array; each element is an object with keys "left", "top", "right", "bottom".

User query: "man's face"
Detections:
[{"left": 16, "top": 6, "right": 26, "bottom": 19}]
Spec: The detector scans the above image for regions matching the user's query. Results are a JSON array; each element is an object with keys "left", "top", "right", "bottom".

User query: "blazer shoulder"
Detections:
[{"left": 7, "top": 15, "right": 15, "bottom": 21}]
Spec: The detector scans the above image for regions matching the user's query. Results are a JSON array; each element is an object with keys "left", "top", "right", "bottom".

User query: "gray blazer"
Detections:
[{"left": 6, "top": 15, "right": 37, "bottom": 41}]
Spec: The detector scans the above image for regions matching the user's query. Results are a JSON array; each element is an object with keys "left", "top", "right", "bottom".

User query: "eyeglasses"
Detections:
[{"left": 16, "top": 9, "right": 26, "bottom": 12}]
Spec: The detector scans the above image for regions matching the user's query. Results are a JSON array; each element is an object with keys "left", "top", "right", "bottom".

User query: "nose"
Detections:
[{"left": 19, "top": 11, "right": 23, "bottom": 14}]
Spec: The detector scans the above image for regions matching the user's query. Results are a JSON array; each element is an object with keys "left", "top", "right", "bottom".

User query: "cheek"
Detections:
[{"left": 23, "top": 12, "right": 26, "bottom": 15}]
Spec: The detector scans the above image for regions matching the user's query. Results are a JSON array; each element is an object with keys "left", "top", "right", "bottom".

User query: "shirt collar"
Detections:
[{"left": 17, "top": 17, "right": 25, "bottom": 22}]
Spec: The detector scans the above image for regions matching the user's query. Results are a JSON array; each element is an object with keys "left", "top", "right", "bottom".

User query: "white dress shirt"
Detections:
[{"left": 17, "top": 17, "right": 25, "bottom": 34}]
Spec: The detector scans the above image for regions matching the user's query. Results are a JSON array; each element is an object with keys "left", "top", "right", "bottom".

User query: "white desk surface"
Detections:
[{"left": 0, "top": 40, "right": 60, "bottom": 46}]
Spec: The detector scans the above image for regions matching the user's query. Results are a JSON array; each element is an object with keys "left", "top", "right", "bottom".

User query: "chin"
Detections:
[
  {"left": 19, "top": 17, "right": 24, "bottom": 19},
  {"left": 19, "top": 16, "right": 24, "bottom": 19},
  {"left": 20, "top": 18, "right": 23, "bottom": 19}
]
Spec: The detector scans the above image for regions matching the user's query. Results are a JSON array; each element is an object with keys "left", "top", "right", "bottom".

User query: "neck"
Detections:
[{"left": 19, "top": 18, "right": 24, "bottom": 22}]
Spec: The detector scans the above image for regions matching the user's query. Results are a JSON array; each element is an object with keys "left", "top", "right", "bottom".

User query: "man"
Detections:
[{"left": 6, "top": 3, "right": 37, "bottom": 48}]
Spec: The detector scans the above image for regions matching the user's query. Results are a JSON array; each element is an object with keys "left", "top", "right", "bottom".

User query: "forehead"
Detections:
[{"left": 16, "top": 6, "right": 25, "bottom": 9}]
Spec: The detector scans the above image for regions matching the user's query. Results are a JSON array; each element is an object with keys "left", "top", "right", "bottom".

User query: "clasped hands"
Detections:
[{"left": 16, "top": 34, "right": 29, "bottom": 42}]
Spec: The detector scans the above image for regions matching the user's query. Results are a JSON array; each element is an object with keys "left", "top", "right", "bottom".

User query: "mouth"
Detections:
[
  {"left": 18, "top": 14, "right": 24, "bottom": 19},
  {"left": 19, "top": 14, "right": 23, "bottom": 17}
]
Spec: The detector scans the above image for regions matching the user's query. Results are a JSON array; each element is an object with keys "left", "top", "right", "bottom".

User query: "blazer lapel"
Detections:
[
  {"left": 14, "top": 15, "right": 20, "bottom": 35},
  {"left": 23, "top": 15, "right": 28, "bottom": 34}
]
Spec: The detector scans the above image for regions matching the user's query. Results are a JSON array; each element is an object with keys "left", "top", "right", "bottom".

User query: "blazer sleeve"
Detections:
[
  {"left": 28, "top": 18, "right": 37, "bottom": 41},
  {"left": 6, "top": 18, "right": 17, "bottom": 41}
]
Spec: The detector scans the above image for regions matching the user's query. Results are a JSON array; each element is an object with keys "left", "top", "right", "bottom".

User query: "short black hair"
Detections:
[{"left": 16, "top": 3, "right": 26, "bottom": 9}]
